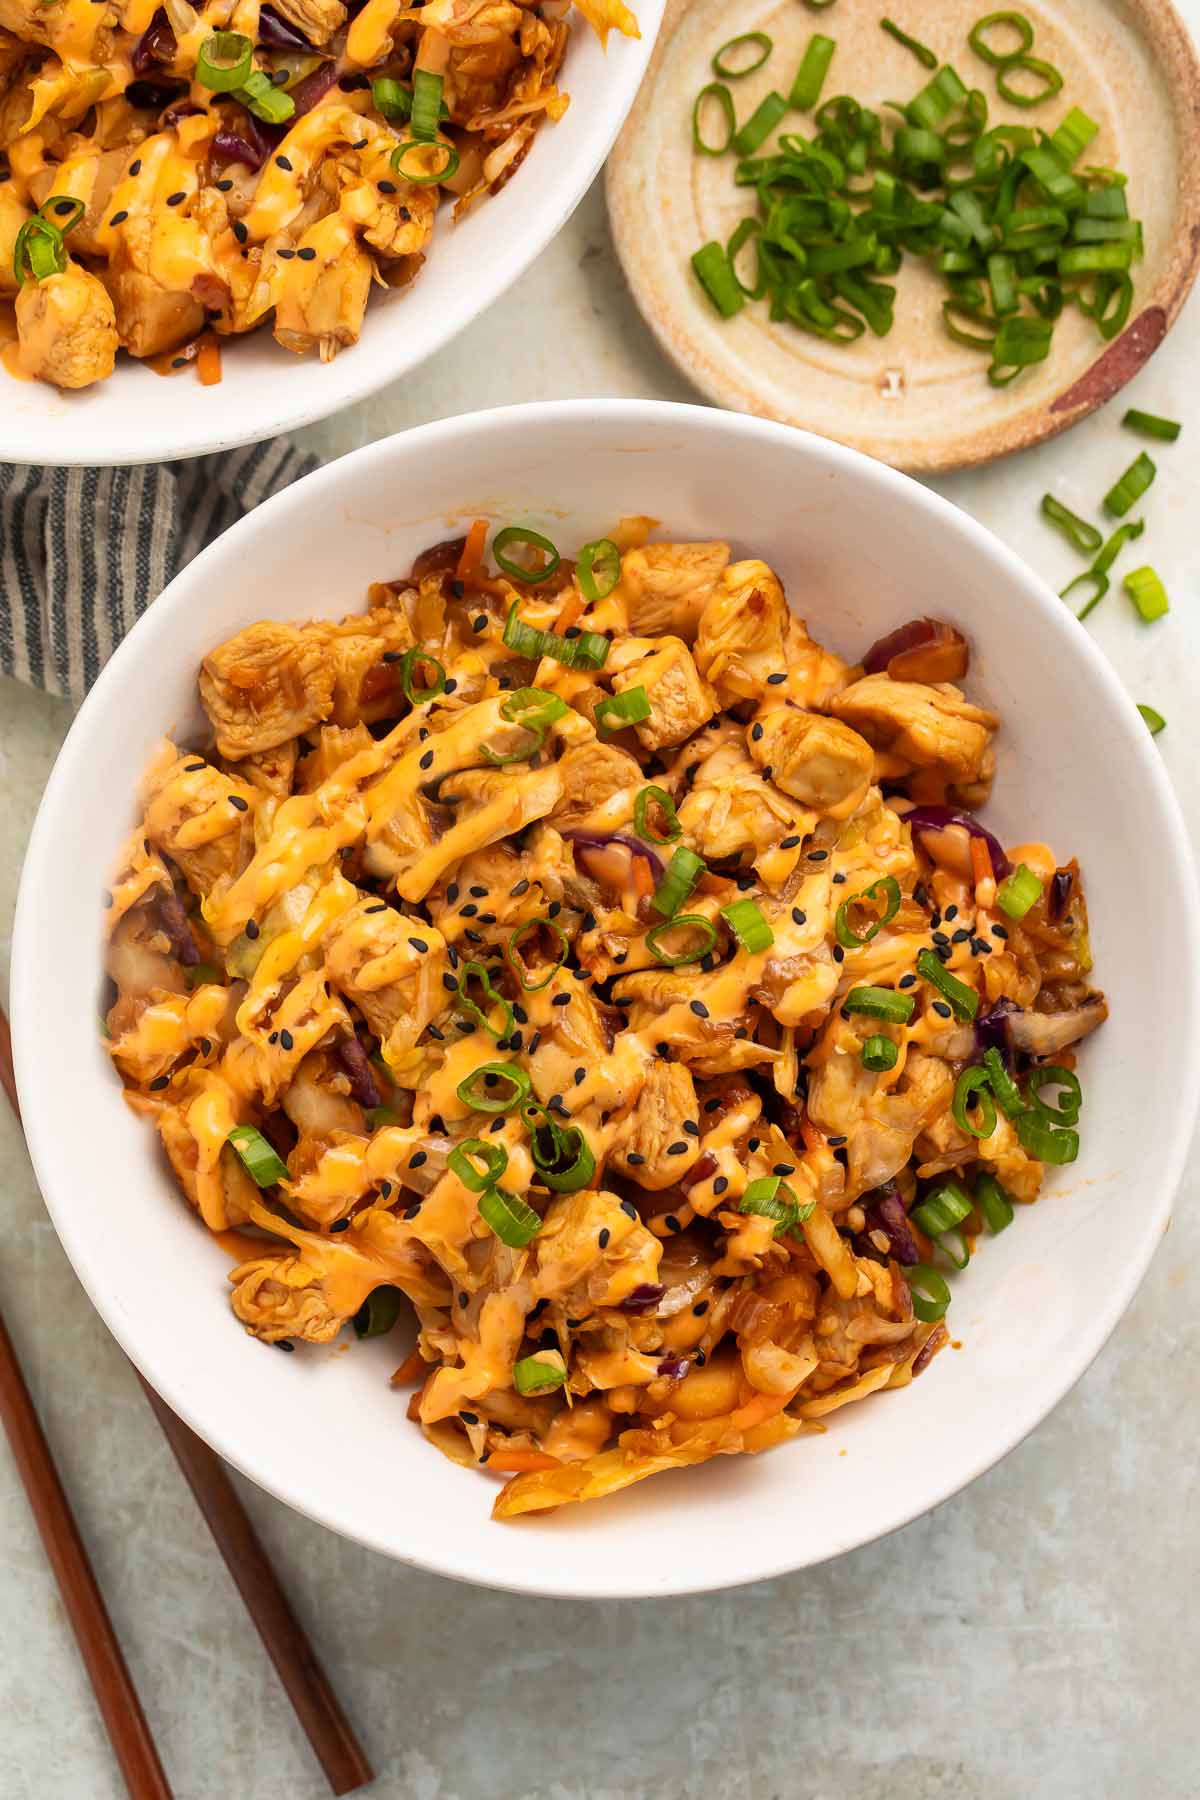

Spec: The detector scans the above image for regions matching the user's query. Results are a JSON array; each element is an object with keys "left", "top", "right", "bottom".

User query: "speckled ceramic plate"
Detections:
[{"left": 607, "top": 0, "right": 1200, "bottom": 472}]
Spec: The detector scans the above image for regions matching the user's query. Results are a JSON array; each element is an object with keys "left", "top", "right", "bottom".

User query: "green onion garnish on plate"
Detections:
[
  {"left": 1137, "top": 703, "right": 1166, "bottom": 736},
  {"left": 577, "top": 537, "right": 622, "bottom": 601},
  {"left": 995, "top": 862, "right": 1043, "bottom": 920},
  {"left": 915, "top": 949, "right": 978, "bottom": 1020},
  {"left": 842, "top": 986, "right": 916, "bottom": 1024},
  {"left": 239, "top": 69, "right": 295, "bottom": 124},
  {"left": 456, "top": 1062, "right": 531, "bottom": 1114},
  {"left": 645, "top": 915, "right": 718, "bottom": 966},
  {"left": 712, "top": 31, "right": 772, "bottom": 79},
  {"left": 226, "top": 1123, "right": 288, "bottom": 1187},
  {"left": 505, "top": 917, "right": 569, "bottom": 990},
  {"left": 691, "top": 240, "right": 744, "bottom": 316},
  {"left": 1103, "top": 451, "right": 1156, "bottom": 517},
  {"left": 196, "top": 31, "right": 253, "bottom": 91},
  {"left": 480, "top": 686, "right": 569, "bottom": 767},
  {"left": 1122, "top": 408, "right": 1180, "bottom": 442},
  {"left": 595, "top": 686, "right": 651, "bottom": 737},
  {"left": 1040, "top": 495, "right": 1102, "bottom": 556},
  {"left": 789, "top": 34, "right": 836, "bottom": 110},
  {"left": 834, "top": 874, "right": 901, "bottom": 949},
  {"left": 907, "top": 1263, "right": 952, "bottom": 1321},
  {"left": 1124, "top": 565, "right": 1169, "bottom": 622},
  {"left": 411, "top": 69, "right": 443, "bottom": 142},
  {"left": 974, "top": 1171, "right": 1015, "bottom": 1233},
  {"left": 861, "top": 1034, "right": 899, "bottom": 1072},
  {"left": 512, "top": 1352, "right": 566, "bottom": 1395},
  {"left": 478, "top": 1187, "right": 542, "bottom": 1247},
  {"left": 353, "top": 1286, "right": 403, "bottom": 1339},
  {"left": 720, "top": 898, "right": 774, "bottom": 954},
  {"left": 880, "top": 18, "right": 937, "bottom": 69},
  {"left": 652, "top": 846, "right": 705, "bottom": 919},
  {"left": 634, "top": 785, "right": 682, "bottom": 845},
  {"left": 951, "top": 1065, "right": 997, "bottom": 1139},
  {"left": 448, "top": 1139, "right": 508, "bottom": 1192}
]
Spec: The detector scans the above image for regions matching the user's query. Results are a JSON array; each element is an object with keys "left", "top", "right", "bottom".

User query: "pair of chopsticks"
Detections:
[{"left": 0, "top": 1006, "right": 373, "bottom": 1798}]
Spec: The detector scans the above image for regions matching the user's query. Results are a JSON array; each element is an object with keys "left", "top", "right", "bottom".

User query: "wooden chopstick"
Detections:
[
  {"left": 0, "top": 1006, "right": 373, "bottom": 1796},
  {"left": 0, "top": 1311, "right": 174, "bottom": 1800}
]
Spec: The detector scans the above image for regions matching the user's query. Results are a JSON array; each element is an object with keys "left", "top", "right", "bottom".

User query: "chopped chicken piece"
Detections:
[
  {"left": 323, "top": 895, "right": 449, "bottom": 1063},
  {"left": 14, "top": 264, "right": 118, "bottom": 389},
  {"left": 831, "top": 674, "right": 998, "bottom": 798},
  {"left": 200, "top": 621, "right": 336, "bottom": 759},
  {"left": 619, "top": 540, "right": 730, "bottom": 639},
  {"left": 608, "top": 635, "right": 717, "bottom": 752},
  {"left": 749, "top": 706, "right": 875, "bottom": 820},
  {"left": 694, "top": 559, "right": 790, "bottom": 704},
  {"left": 609, "top": 1058, "right": 701, "bottom": 1190}
]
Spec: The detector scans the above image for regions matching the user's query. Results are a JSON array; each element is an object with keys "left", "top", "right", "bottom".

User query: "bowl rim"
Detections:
[
  {"left": 0, "top": 8, "right": 664, "bottom": 469},
  {"left": 13, "top": 398, "right": 1200, "bottom": 1598}
]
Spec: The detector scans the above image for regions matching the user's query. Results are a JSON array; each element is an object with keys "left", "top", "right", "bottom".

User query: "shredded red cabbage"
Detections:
[
  {"left": 562, "top": 830, "right": 665, "bottom": 883},
  {"left": 159, "top": 891, "right": 200, "bottom": 966},
  {"left": 1049, "top": 869, "right": 1073, "bottom": 921},
  {"left": 257, "top": 4, "right": 313, "bottom": 47},
  {"left": 657, "top": 1356, "right": 689, "bottom": 1379},
  {"left": 620, "top": 1283, "right": 665, "bottom": 1314},
  {"left": 863, "top": 1185, "right": 921, "bottom": 1266},
  {"left": 132, "top": 7, "right": 176, "bottom": 73},
  {"left": 210, "top": 128, "right": 268, "bottom": 172},
  {"left": 336, "top": 1037, "right": 382, "bottom": 1110},
  {"left": 974, "top": 997, "right": 1021, "bottom": 1061},
  {"left": 289, "top": 61, "right": 341, "bottom": 117},
  {"left": 903, "top": 805, "right": 1011, "bottom": 880}
]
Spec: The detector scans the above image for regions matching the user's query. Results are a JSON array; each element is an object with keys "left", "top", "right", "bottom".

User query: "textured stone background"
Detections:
[{"left": 3, "top": 39, "right": 1199, "bottom": 1797}]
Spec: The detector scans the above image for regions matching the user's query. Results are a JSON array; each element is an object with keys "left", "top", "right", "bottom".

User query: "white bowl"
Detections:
[
  {"left": 0, "top": 13, "right": 662, "bottom": 469},
  {"left": 13, "top": 400, "right": 1199, "bottom": 1598}
]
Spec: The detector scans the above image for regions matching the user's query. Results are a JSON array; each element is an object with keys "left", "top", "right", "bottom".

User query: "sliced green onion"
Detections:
[
  {"left": 952, "top": 1065, "right": 997, "bottom": 1139},
  {"left": 995, "top": 862, "right": 1043, "bottom": 920},
  {"left": 398, "top": 647, "right": 445, "bottom": 704},
  {"left": 478, "top": 1186, "right": 541, "bottom": 1247},
  {"left": 411, "top": 68, "right": 443, "bottom": 142},
  {"left": 1092, "top": 518, "right": 1144, "bottom": 577},
  {"left": 733, "top": 90, "right": 789, "bottom": 157},
  {"left": 512, "top": 1351, "right": 566, "bottom": 1394},
  {"left": 989, "top": 314, "right": 1053, "bottom": 384},
  {"left": 501, "top": 606, "right": 609, "bottom": 670},
  {"left": 456, "top": 961, "right": 513, "bottom": 1042},
  {"left": 187, "top": 962, "right": 222, "bottom": 989},
  {"left": 481, "top": 684, "right": 570, "bottom": 766},
  {"left": 529, "top": 1119, "right": 595, "bottom": 1193},
  {"left": 790, "top": 34, "right": 836, "bottom": 111},
  {"left": 693, "top": 83, "right": 736, "bottom": 156},
  {"left": 1015, "top": 1111, "right": 1079, "bottom": 1164},
  {"left": 996, "top": 56, "right": 1063, "bottom": 108},
  {"left": 12, "top": 216, "right": 67, "bottom": 284},
  {"left": 1027, "top": 1064, "right": 1082, "bottom": 1126},
  {"left": 448, "top": 1138, "right": 508, "bottom": 1192},
  {"left": 634, "top": 785, "right": 682, "bottom": 845},
  {"left": 714, "top": 31, "right": 772, "bottom": 78},
  {"left": 371, "top": 77, "right": 411, "bottom": 119},
  {"left": 239, "top": 70, "right": 295, "bottom": 124},
  {"left": 987, "top": 251, "right": 1018, "bottom": 315},
  {"left": 720, "top": 898, "right": 775, "bottom": 955},
  {"left": 353, "top": 1286, "right": 403, "bottom": 1339},
  {"left": 493, "top": 525, "right": 561, "bottom": 584},
  {"left": 968, "top": 11, "right": 1034, "bottom": 66},
  {"left": 739, "top": 1176, "right": 812, "bottom": 1236},
  {"left": 456, "top": 1062, "right": 531, "bottom": 1115},
  {"left": 981, "top": 1047, "right": 1028, "bottom": 1120},
  {"left": 577, "top": 538, "right": 621, "bottom": 602},
  {"left": 907, "top": 65, "right": 967, "bottom": 132},
  {"left": 1062, "top": 569, "right": 1109, "bottom": 621},
  {"left": 842, "top": 986, "right": 916, "bottom": 1024},
  {"left": 862, "top": 1034, "right": 899, "bottom": 1072},
  {"left": 1137, "top": 703, "right": 1166, "bottom": 736},
  {"left": 652, "top": 846, "right": 705, "bottom": 919},
  {"left": 691, "top": 239, "right": 745, "bottom": 317},
  {"left": 1049, "top": 105, "right": 1098, "bottom": 165},
  {"left": 1124, "top": 565, "right": 1169, "bottom": 623},
  {"left": 1041, "top": 494, "right": 1102, "bottom": 556},
  {"left": 907, "top": 1263, "right": 952, "bottom": 1321},
  {"left": 1122, "top": 408, "right": 1180, "bottom": 443},
  {"left": 595, "top": 686, "right": 651, "bottom": 737},
  {"left": 196, "top": 31, "right": 253, "bottom": 92},
  {"left": 834, "top": 874, "right": 901, "bottom": 949},
  {"left": 915, "top": 948, "right": 979, "bottom": 1020},
  {"left": 1020, "top": 145, "right": 1083, "bottom": 207},
  {"left": 226, "top": 1123, "right": 288, "bottom": 1187},
  {"left": 881, "top": 18, "right": 937, "bottom": 68},
  {"left": 1058, "top": 242, "right": 1134, "bottom": 275},
  {"left": 975, "top": 1171, "right": 1014, "bottom": 1233},
  {"left": 390, "top": 139, "right": 458, "bottom": 184},
  {"left": 911, "top": 1178, "right": 972, "bottom": 1239},
  {"left": 645, "top": 915, "right": 718, "bottom": 967},
  {"left": 1103, "top": 451, "right": 1156, "bottom": 518},
  {"left": 504, "top": 916, "right": 569, "bottom": 991}
]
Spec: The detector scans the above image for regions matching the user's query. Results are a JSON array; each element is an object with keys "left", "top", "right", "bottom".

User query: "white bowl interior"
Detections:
[
  {"left": 13, "top": 401, "right": 1199, "bottom": 1598},
  {"left": 0, "top": 11, "right": 662, "bottom": 467}
]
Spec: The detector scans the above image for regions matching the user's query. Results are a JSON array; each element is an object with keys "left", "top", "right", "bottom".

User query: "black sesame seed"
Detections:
[
  {"left": 572, "top": 968, "right": 591, "bottom": 983},
  {"left": 664, "top": 1215, "right": 682, "bottom": 1233},
  {"left": 277, "top": 248, "right": 296, "bottom": 261},
  {"left": 442, "top": 973, "right": 458, "bottom": 991},
  {"left": 945, "top": 904, "right": 959, "bottom": 921},
  {"left": 528, "top": 1032, "right": 542, "bottom": 1053},
  {"left": 748, "top": 1138, "right": 760, "bottom": 1153},
  {"left": 408, "top": 936, "right": 428, "bottom": 952},
  {"left": 792, "top": 908, "right": 807, "bottom": 926},
  {"left": 459, "top": 1292, "right": 469, "bottom": 1308},
  {"left": 930, "top": 912, "right": 943, "bottom": 931},
  {"left": 991, "top": 923, "right": 1009, "bottom": 939},
  {"left": 130, "top": 159, "right": 142, "bottom": 175},
  {"left": 472, "top": 614, "right": 488, "bottom": 632},
  {"left": 627, "top": 1151, "right": 645, "bottom": 1165},
  {"left": 427, "top": 1024, "right": 445, "bottom": 1041},
  {"left": 932, "top": 1000, "right": 952, "bottom": 1019},
  {"left": 683, "top": 1120, "right": 700, "bottom": 1136},
  {"left": 832, "top": 871, "right": 847, "bottom": 885},
  {"left": 447, "top": 883, "right": 460, "bottom": 903},
  {"left": 276, "top": 1340, "right": 294, "bottom": 1352},
  {"left": 231, "top": 218, "right": 247, "bottom": 243},
  {"left": 772, "top": 1162, "right": 795, "bottom": 1177},
  {"left": 512, "top": 1003, "right": 529, "bottom": 1024},
  {"left": 667, "top": 1141, "right": 688, "bottom": 1155},
  {"left": 898, "top": 974, "right": 916, "bottom": 988},
  {"left": 574, "top": 1067, "right": 586, "bottom": 1086},
  {"left": 780, "top": 835, "right": 801, "bottom": 850},
  {"left": 245, "top": 918, "right": 260, "bottom": 940},
  {"left": 214, "top": 177, "right": 232, "bottom": 191},
  {"left": 620, "top": 1199, "right": 638, "bottom": 1219},
  {"left": 693, "top": 1350, "right": 707, "bottom": 1367},
  {"left": 459, "top": 1410, "right": 479, "bottom": 1426},
  {"left": 279, "top": 1028, "right": 294, "bottom": 1050},
  {"left": 171, "top": 357, "right": 187, "bottom": 369},
  {"left": 751, "top": 723, "right": 764, "bottom": 742},
  {"left": 972, "top": 938, "right": 992, "bottom": 956},
  {"left": 184, "top": 761, "right": 205, "bottom": 772},
  {"left": 713, "top": 1176, "right": 729, "bottom": 1195},
  {"left": 268, "top": 1032, "right": 279, "bottom": 1045},
  {"left": 511, "top": 879, "right": 530, "bottom": 897},
  {"left": 276, "top": 154, "right": 293, "bottom": 171},
  {"left": 766, "top": 672, "right": 786, "bottom": 685},
  {"left": 689, "top": 1000, "right": 709, "bottom": 1018},
  {"left": 548, "top": 1094, "right": 563, "bottom": 1112},
  {"left": 693, "top": 1300, "right": 709, "bottom": 1316},
  {"left": 419, "top": 750, "right": 434, "bottom": 770},
  {"left": 149, "top": 1075, "right": 170, "bottom": 1091},
  {"left": 410, "top": 1151, "right": 427, "bottom": 1168},
  {"left": 548, "top": 900, "right": 562, "bottom": 918},
  {"left": 598, "top": 1228, "right": 610, "bottom": 1249},
  {"left": 228, "top": 793, "right": 248, "bottom": 811},
  {"left": 951, "top": 927, "right": 970, "bottom": 944},
  {"left": 833, "top": 946, "right": 845, "bottom": 963},
  {"left": 508, "top": 1031, "right": 524, "bottom": 1053},
  {"left": 109, "top": 209, "right": 129, "bottom": 226},
  {"left": 297, "top": 246, "right": 316, "bottom": 261},
  {"left": 330, "top": 1219, "right": 349, "bottom": 1233},
  {"left": 404, "top": 1202, "right": 422, "bottom": 1219},
  {"left": 932, "top": 930, "right": 951, "bottom": 948},
  {"left": 704, "top": 1097, "right": 722, "bottom": 1113},
  {"left": 478, "top": 913, "right": 497, "bottom": 926},
  {"left": 379, "top": 1180, "right": 393, "bottom": 1199},
  {"left": 364, "top": 903, "right": 387, "bottom": 915},
  {"left": 166, "top": 190, "right": 185, "bottom": 206},
  {"left": 809, "top": 849, "right": 828, "bottom": 862},
  {"left": 199, "top": 1039, "right": 211, "bottom": 1056},
  {"left": 827, "top": 1134, "right": 847, "bottom": 1148},
  {"left": 489, "top": 1118, "right": 505, "bottom": 1133},
  {"left": 761, "top": 766, "right": 774, "bottom": 781},
  {"left": 444, "top": 679, "right": 458, "bottom": 695},
  {"left": 384, "top": 650, "right": 403, "bottom": 664}
]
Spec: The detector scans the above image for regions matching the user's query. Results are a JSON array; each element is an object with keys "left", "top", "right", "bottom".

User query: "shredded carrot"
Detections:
[
  {"left": 485, "top": 1450, "right": 563, "bottom": 1474},
  {"left": 970, "top": 834, "right": 991, "bottom": 895},
  {"left": 196, "top": 332, "right": 222, "bottom": 386},
  {"left": 553, "top": 590, "right": 585, "bottom": 636},
  {"left": 799, "top": 1114, "right": 827, "bottom": 1154},
  {"left": 631, "top": 854, "right": 654, "bottom": 900},
  {"left": 730, "top": 1391, "right": 794, "bottom": 1432},
  {"left": 456, "top": 518, "right": 489, "bottom": 586},
  {"left": 696, "top": 871, "right": 735, "bottom": 898},
  {"left": 390, "top": 1347, "right": 427, "bottom": 1387}
]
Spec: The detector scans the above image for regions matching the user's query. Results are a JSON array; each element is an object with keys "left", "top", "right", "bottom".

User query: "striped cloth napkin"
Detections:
[{"left": 0, "top": 437, "right": 317, "bottom": 703}]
